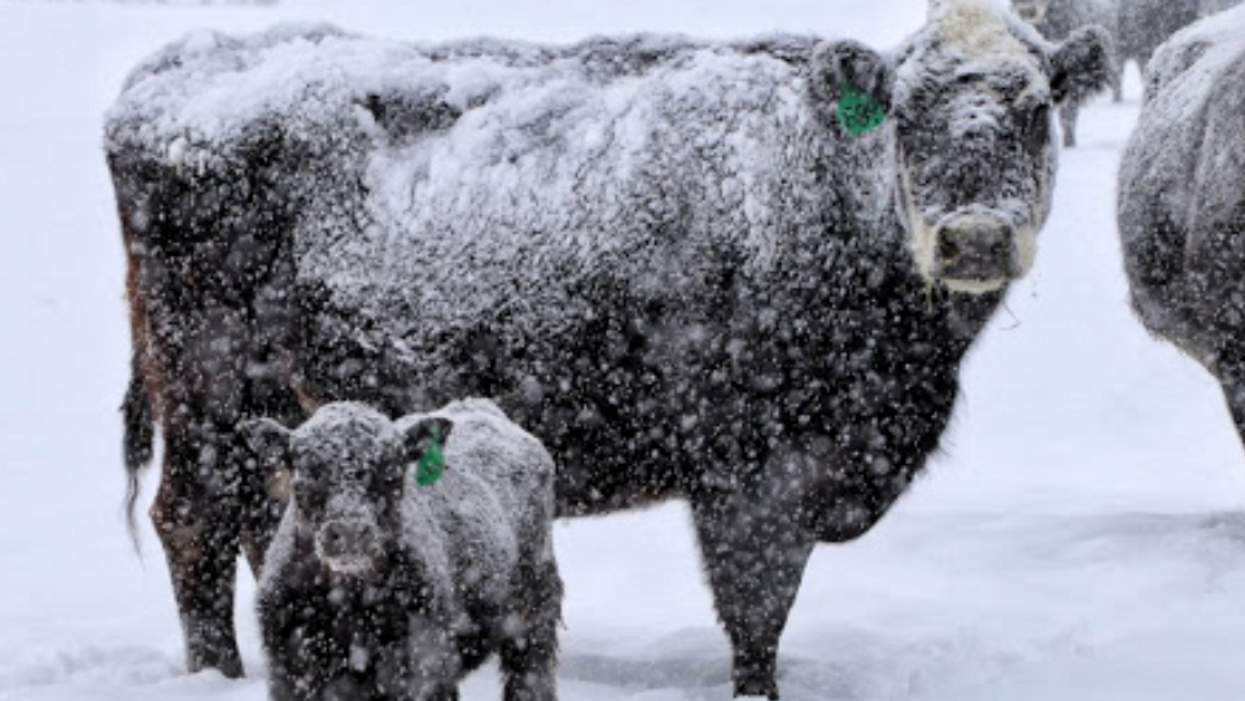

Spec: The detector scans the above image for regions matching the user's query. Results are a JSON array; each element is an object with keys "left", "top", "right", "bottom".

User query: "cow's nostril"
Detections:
[{"left": 938, "top": 235, "right": 962, "bottom": 263}]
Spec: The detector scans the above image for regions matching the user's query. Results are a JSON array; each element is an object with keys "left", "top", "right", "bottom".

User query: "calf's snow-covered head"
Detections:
[
  {"left": 815, "top": 0, "right": 1111, "bottom": 292},
  {"left": 241, "top": 403, "right": 453, "bottom": 575}
]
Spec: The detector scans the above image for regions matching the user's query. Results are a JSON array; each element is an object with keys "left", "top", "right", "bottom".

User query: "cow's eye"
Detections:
[{"left": 1023, "top": 104, "right": 1050, "bottom": 154}]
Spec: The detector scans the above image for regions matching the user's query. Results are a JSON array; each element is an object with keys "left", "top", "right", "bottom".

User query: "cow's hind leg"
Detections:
[
  {"left": 151, "top": 418, "right": 246, "bottom": 677},
  {"left": 1059, "top": 102, "right": 1080, "bottom": 148},
  {"left": 692, "top": 492, "right": 814, "bottom": 700}
]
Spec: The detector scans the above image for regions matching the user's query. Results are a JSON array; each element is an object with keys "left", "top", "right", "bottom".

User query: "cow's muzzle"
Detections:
[
  {"left": 932, "top": 216, "right": 1022, "bottom": 292},
  {"left": 315, "top": 517, "right": 379, "bottom": 573}
]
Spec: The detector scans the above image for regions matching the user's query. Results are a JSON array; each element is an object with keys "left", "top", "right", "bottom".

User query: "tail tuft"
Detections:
[{"left": 122, "top": 354, "right": 154, "bottom": 551}]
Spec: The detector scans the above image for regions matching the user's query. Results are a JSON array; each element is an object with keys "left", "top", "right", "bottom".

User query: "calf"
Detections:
[
  {"left": 107, "top": 1, "right": 1111, "bottom": 696},
  {"left": 243, "top": 399, "right": 561, "bottom": 701},
  {"left": 1118, "top": 7, "right": 1245, "bottom": 453}
]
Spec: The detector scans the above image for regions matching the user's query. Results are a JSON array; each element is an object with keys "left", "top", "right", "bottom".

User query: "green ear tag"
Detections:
[
  {"left": 415, "top": 428, "right": 446, "bottom": 487},
  {"left": 836, "top": 83, "right": 886, "bottom": 136}
]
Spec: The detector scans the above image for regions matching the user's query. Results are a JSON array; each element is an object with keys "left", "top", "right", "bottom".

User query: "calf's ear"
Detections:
[
  {"left": 239, "top": 418, "right": 293, "bottom": 499},
  {"left": 403, "top": 417, "right": 455, "bottom": 464},
  {"left": 811, "top": 40, "right": 894, "bottom": 134},
  {"left": 1050, "top": 25, "right": 1113, "bottom": 105}
]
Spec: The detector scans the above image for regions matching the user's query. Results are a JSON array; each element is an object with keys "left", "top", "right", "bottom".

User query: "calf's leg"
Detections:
[{"left": 692, "top": 490, "right": 814, "bottom": 700}]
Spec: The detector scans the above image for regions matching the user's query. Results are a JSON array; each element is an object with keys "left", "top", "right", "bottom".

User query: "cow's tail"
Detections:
[{"left": 122, "top": 351, "right": 154, "bottom": 551}]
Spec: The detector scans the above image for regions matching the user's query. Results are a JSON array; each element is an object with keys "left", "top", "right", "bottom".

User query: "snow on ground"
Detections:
[{"left": 2, "top": 1, "right": 1245, "bottom": 700}]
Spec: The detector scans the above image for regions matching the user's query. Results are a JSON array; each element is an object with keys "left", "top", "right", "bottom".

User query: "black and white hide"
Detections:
[
  {"left": 106, "top": 1, "right": 1111, "bottom": 696},
  {"left": 1118, "top": 6, "right": 1245, "bottom": 453},
  {"left": 243, "top": 399, "right": 561, "bottom": 701},
  {"left": 1012, "top": 0, "right": 1118, "bottom": 145}
]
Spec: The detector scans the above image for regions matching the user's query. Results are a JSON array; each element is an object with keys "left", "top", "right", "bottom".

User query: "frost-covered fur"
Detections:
[
  {"left": 1119, "top": 5, "right": 1245, "bottom": 443},
  {"left": 106, "top": 4, "right": 1110, "bottom": 696},
  {"left": 246, "top": 400, "right": 560, "bottom": 701},
  {"left": 1012, "top": 0, "right": 1118, "bottom": 145}
]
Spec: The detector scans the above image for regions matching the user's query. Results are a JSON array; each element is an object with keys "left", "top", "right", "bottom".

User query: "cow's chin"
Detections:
[
  {"left": 320, "top": 554, "right": 375, "bottom": 576},
  {"left": 938, "top": 277, "right": 1009, "bottom": 294}
]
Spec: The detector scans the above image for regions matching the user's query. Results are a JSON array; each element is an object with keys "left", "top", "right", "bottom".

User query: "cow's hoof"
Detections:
[
  {"left": 188, "top": 652, "right": 244, "bottom": 679},
  {"left": 734, "top": 680, "right": 779, "bottom": 700}
]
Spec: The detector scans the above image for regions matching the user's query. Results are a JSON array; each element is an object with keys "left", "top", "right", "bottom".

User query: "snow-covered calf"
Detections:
[
  {"left": 106, "top": 1, "right": 1111, "bottom": 696},
  {"left": 1118, "top": 7, "right": 1245, "bottom": 453},
  {"left": 1012, "top": 0, "right": 1118, "bottom": 145},
  {"left": 243, "top": 399, "right": 561, "bottom": 701}
]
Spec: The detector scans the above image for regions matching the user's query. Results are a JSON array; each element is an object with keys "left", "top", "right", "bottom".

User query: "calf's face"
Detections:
[
  {"left": 242, "top": 405, "right": 453, "bottom": 575},
  {"left": 817, "top": 1, "right": 1111, "bottom": 292}
]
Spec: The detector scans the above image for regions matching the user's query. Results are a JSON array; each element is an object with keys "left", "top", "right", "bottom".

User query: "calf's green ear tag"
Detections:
[
  {"left": 415, "top": 427, "right": 446, "bottom": 487},
  {"left": 837, "top": 83, "right": 886, "bottom": 136}
]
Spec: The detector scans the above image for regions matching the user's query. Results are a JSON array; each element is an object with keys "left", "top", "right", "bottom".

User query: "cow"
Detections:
[
  {"left": 243, "top": 399, "right": 561, "bottom": 701},
  {"left": 1118, "top": 6, "right": 1245, "bottom": 462},
  {"left": 106, "top": 1, "right": 1112, "bottom": 697},
  {"left": 1012, "top": 0, "right": 1118, "bottom": 145}
]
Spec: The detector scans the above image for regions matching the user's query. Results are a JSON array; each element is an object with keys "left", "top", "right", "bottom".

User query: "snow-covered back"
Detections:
[
  {"left": 106, "top": 24, "right": 870, "bottom": 366},
  {"left": 1143, "top": 2, "right": 1245, "bottom": 103}
]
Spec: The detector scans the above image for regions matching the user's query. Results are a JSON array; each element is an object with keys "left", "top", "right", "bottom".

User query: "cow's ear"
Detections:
[
  {"left": 403, "top": 417, "right": 454, "bottom": 464},
  {"left": 1050, "top": 25, "right": 1113, "bottom": 105},
  {"left": 811, "top": 40, "right": 894, "bottom": 133}
]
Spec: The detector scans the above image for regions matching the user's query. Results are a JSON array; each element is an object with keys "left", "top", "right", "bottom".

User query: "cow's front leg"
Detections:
[
  {"left": 691, "top": 488, "right": 814, "bottom": 700},
  {"left": 151, "top": 422, "right": 245, "bottom": 678}
]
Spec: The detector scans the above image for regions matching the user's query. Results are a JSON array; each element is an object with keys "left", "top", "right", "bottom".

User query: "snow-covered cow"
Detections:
[
  {"left": 1119, "top": 7, "right": 1245, "bottom": 456},
  {"left": 243, "top": 399, "right": 560, "bottom": 701},
  {"left": 1012, "top": 0, "right": 1118, "bottom": 145},
  {"left": 107, "top": 1, "right": 1111, "bottom": 696}
]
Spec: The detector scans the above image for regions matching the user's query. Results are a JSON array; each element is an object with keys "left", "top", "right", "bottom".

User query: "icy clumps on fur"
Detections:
[
  {"left": 105, "top": 24, "right": 874, "bottom": 363},
  {"left": 1122, "top": 1, "right": 1245, "bottom": 249},
  {"left": 1144, "top": 2, "right": 1245, "bottom": 102},
  {"left": 1117, "top": 3, "right": 1245, "bottom": 365}
]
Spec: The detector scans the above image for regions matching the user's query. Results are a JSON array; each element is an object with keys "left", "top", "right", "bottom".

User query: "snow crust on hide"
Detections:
[
  {"left": 106, "top": 24, "right": 882, "bottom": 363},
  {"left": 1118, "top": 3, "right": 1245, "bottom": 364},
  {"left": 1144, "top": 2, "right": 1245, "bottom": 102},
  {"left": 1122, "top": 2, "right": 1245, "bottom": 251}
]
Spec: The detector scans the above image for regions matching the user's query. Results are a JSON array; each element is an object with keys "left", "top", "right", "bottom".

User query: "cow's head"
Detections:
[
  {"left": 815, "top": 0, "right": 1111, "bottom": 293},
  {"left": 242, "top": 403, "right": 453, "bottom": 575}
]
